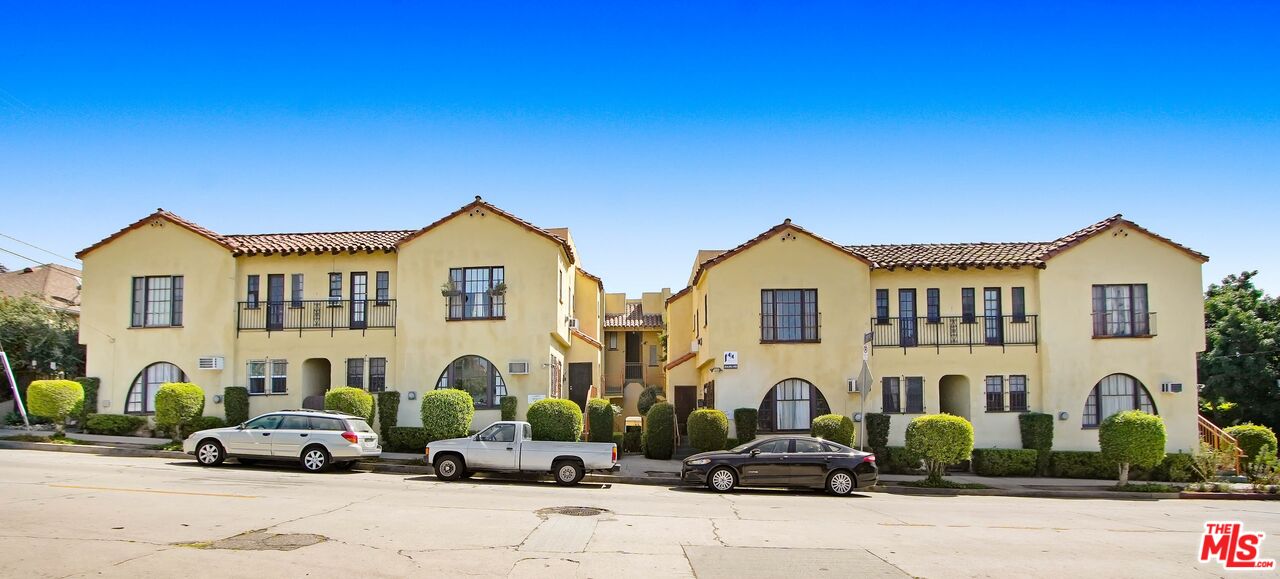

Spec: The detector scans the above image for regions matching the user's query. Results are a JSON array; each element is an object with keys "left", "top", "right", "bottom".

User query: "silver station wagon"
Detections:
[{"left": 183, "top": 409, "right": 381, "bottom": 472}]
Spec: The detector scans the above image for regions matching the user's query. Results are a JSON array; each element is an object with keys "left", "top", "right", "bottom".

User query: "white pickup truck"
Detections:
[{"left": 426, "top": 421, "right": 619, "bottom": 485}]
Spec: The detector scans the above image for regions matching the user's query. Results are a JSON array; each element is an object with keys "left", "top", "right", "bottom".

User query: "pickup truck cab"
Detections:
[{"left": 427, "top": 421, "right": 619, "bottom": 485}]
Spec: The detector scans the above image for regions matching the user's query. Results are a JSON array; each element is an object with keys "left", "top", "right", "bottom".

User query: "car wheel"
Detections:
[
  {"left": 196, "top": 440, "right": 225, "bottom": 466},
  {"left": 300, "top": 446, "right": 332, "bottom": 473},
  {"left": 708, "top": 467, "right": 737, "bottom": 493},
  {"left": 553, "top": 461, "right": 584, "bottom": 485},
  {"left": 434, "top": 455, "right": 464, "bottom": 481},
  {"left": 825, "top": 470, "right": 856, "bottom": 496}
]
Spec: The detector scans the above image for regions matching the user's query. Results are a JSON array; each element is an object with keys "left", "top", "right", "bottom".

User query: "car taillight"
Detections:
[
  {"left": 341, "top": 431, "right": 359, "bottom": 444},
  {"left": 612, "top": 445, "right": 618, "bottom": 463},
  {"left": 863, "top": 455, "right": 876, "bottom": 463}
]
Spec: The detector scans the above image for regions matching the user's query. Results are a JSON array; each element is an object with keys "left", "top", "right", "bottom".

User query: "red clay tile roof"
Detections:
[
  {"left": 397, "top": 197, "right": 576, "bottom": 264},
  {"left": 1039, "top": 214, "right": 1208, "bottom": 263},
  {"left": 665, "top": 285, "right": 692, "bottom": 305},
  {"left": 604, "top": 303, "right": 664, "bottom": 329},
  {"left": 571, "top": 327, "right": 603, "bottom": 350},
  {"left": 77, "top": 209, "right": 237, "bottom": 259},
  {"left": 689, "top": 220, "right": 872, "bottom": 285},
  {"left": 226, "top": 230, "right": 413, "bottom": 256},
  {"left": 664, "top": 351, "right": 696, "bottom": 371}
]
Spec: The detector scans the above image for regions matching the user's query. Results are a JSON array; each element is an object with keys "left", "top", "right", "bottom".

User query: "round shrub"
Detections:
[
  {"left": 1098, "top": 410, "right": 1166, "bottom": 486},
  {"left": 224, "top": 386, "right": 249, "bottom": 426},
  {"left": 500, "top": 396, "right": 517, "bottom": 421},
  {"left": 643, "top": 401, "right": 676, "bottom": 459},
  {"left": 420, "top": 389, "right": 475, "bottom": 442},
  {"left": 637, "top": 385, "right": 665, "bottom": 417},
  {"left": 905, "top": 413, "right": 974, "bottom": 483},
  {"left": 528, "top": 398, "right": 584, "bottom": 442},
  {"left": 587, "top": 398, "right": 615, "bottom": 442},
  {"left": 324, "top": 386, "right": 374, "bottom": 422},
  {"left": 811, "top": 413, "right": 856, "bottom": 447},
  {"left": 180, "top": 415, "right": 226, "bottom": 438},
  {"left": 155, "top": 383, "right": 205, "bottom": 440},
  {"left": 688, "top": 409, "right": 729, "bottom": 452},
  {"left": 865, "top": 412, "right": 891, "bottom": 454},
  {"left": 1225, "top": 423, "right": 1278, "bottom": 470},
  {"left": 733, "top": 408, "right": 758, "bottom": 443},
  {"left": 26, "top": 380, "right": 84, "bottom": 434},
  {"left": 84, "top": 413, "right": 146, "bottom": 436}
]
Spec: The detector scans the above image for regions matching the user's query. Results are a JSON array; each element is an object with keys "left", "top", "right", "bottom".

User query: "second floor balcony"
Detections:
[
  {"left": 237, "top": 299, "right": 396, "bottom": 335},
  {"left": 871, "top": 315, "right": 1038, "bottom": 351}
]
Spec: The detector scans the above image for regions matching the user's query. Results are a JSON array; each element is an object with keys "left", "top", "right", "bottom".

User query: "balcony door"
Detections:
[
  {"left": 983, "top": 288, "right": 1003, "bottom": 345},
  {"left": 898, "top": 289, "right": 917, "bottom": 347},
  {"left": 350, "top": 272, "right": 368, "bottom": 329},
  {"left": 624, "top": 332, "right": 643, "bottom": 381},
  {"left": 266, "top": 274, "right": 285, "bottom": 330}
]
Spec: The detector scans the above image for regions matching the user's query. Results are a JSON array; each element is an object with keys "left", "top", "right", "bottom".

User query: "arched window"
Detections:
[
  {"left": 758, "top": 378, "right": 830, "bottom": 432},
  {"left": 126, "top": 362, "right": 186, "bottom": 415},
  {"left": 1082, "top": 373, "right": 1156, "bottom": 428},
  {"left": 436, "top": 356, "right": 507, "bottom": 409}
]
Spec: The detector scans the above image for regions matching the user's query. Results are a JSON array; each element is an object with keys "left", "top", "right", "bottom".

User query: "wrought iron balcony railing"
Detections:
[
  {"left": 237, "top": 299, "right": 396, "bottom": 335},
  {"left": 870, "top": 315, "right": 1038, "bottom": 351}
]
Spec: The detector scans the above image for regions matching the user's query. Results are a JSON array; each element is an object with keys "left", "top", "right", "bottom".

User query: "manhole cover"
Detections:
[{"left": 537, "top": 506, "right": 608, "bottom": 517}]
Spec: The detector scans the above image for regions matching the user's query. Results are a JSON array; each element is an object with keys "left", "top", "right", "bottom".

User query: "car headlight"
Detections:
[{"left": 686, "top": 458, "right": 710, "bottom": 466}]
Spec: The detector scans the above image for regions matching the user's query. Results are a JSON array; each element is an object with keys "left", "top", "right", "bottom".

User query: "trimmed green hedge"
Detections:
[
  {"left": 84, "top": 413, "right": 146, "bottom": 436},
  {"left": 733, "top": 408, "right": 758, "bottom": 443},
  {"left": 643, "top": 402, "right": 675, "bottom": 460},
  {"left": 613, "top": 433, "right": 624, "bottom": 449},
  {"left": 420, "top": 389, "right": 475, "bottom": 442},
  {"left": 155, "top": 383, "right": 205, "bottom": 440},
  {"left": 74, "top": 377, "right": 100, "bottom": 428},
  {"left": 180, "top": 416, "right": 226, "bottom": 438},
  {"left": 1018, "top": 412, "right": 1054, "bottom": 475},
  {"left": 27, "top": 379, "right": 84, "bottom": 434},
  {"left": 387, "top": 427, "right": 429, "bottom": 453},
  {"left": 865, "top": 413, "right": 891, "bottom": 455},
  {"left": 971, "top": 448, "right": 1039, "bottom": 476},
  {"left": 1048, "top": 450, "right": 1193, "bottom": 482},
  {"left": 587, "top": 399, "right": 615, "bottom": 442},
  {"left": 880, "top": 446, "right": 923, "bottom": 474},
  {"left": 688, "top": 409, "right": 729, "bottom": 452},
  {"left": 376, "top": 391, "right": 400, "bottom": 441},
  {"left": 811, "top": 413, "right": 855, "bottom": 447},
  {"left": 528, "top": 398, "right": 583, "bottom": 442},
  {"left": 725, "top": 437, "right": 739, "bottom": 449},
  {"left": 905, "top": 414, "right": 974, "bottom": 482},
  {"left": 637, "top": 385, "right": 664, "bottom": 417},
  {"left": 500, "top": 396, "right": 517, "bottom": 421},
  {"left": 623, "top": 428, "right": 642, "bottom": 453},
  {"left": 224, "top": 387, "right": 249, "bottom": 426},
  {"left": 1225, "top": 423, "right": 1278, "bottom": 471},
  {"left": 324, "top": 386, "right": 374, "bottom": 422},
  {"left": 1099, "top": 410, "right": 1166, "bottom": 484}
]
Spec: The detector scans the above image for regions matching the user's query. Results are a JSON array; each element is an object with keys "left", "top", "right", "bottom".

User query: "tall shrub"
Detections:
[
  {"left": 376, "top": 391, "right": 400, "bottom": 441},
  {"left": 1225, "top": 423, "right": 1278, "bottom": 472},
  {"left": 688, "top": 409, "right": 728, "bottom": 452},
  {"left": 587, "top": 398, "right": 615, "bottom": 442},
  {"left": 528, "top": 398, "right": 583, "bottom": 442},
  {"left": 74, "top": 377, "right": 100, "bottom": 428},
  {"left": 500, "top": 396, "right": 517, "bottom": 421},
  {"left": 420, "top": 389, "right": 475, "bottom": 442},
  {"left": 865, "top": 412, "right": 890, "bottom": 454},
  {"left": 637, "top": 385, "right": 664, "bottom": 417},
  {"left": 1098, "top": 410, "right": 1166, "bottom": 486},
  {"left": 324, "top": 386, "right": 374, "bottom": 422},
  {"left": 27, "top": 379, "right": 84, "bottom": 435},
  {"left": 155, "top": 383, "right": 205, "bottom": 441},
  {"left": 224, "top": 386, "right": 249, "bottom": 426},
  {"left": 733, "top": 408, "right": 758, "bottom": 443},
  {"left": 1018, "top": 412, "right": 1054, "bottom": 476},
  {"left": 643, "top": 401, "right": 676, "bottom": 460},
  {"left": 905, "top": 414, "right": 974, "bottom": 483},
  {"left": 811, "top": 413, "right": 856, "bottom": 447}
]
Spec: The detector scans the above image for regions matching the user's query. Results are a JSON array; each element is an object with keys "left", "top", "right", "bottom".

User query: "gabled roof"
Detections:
[
  {"left": 570, "top": 327, "right": 603, "bottom": 350},
  {"left": 0, "top": 263, "right": 82, "bottom": 313},
  {"left": 1038, "top": 214, "right": 1208, "bottom": 263},
  {"left": 396, "top": 197, "right": 576, "bottom": 264},
  {"left": 604, "top": 303, "right": 664, "bottom": 329},
  {"left": 576, "top": 268, "right": 604, "bottom": 288},
  {"left": 664, "top": 351, "right": 696, "bottom": 371},
  {"left": 76, "top": 209, "right": 237, "bottom": 259},
  {"left": 226, "top": 230, "right": 414, "bottom": 256},
  {"left": 666, "top": 285, "right": 692, "bottom": 305},
  {"left": 689, "top": 219, "right": 872, "bottom": 286}
]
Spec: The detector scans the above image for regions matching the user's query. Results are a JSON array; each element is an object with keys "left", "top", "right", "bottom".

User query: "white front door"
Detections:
[{"left": 468, "top": 424, "right": 518, "bottom": 470}]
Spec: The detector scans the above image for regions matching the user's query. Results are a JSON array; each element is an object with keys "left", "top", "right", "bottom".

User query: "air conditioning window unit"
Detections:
[
  {"left": 1160, "top": 382, "right": 1183, "bottom": 393},
  {"left": 198, "top": 356, "right": 225, "bottom": 371},
  {"left": 848, "top": 378, "right": 857, "bottom": 393},
  {"left": 690, "top": 340, "right": 700, "bottom": 353},
  {"left": 568, "top": 318, "right": 580, "bottom": 330},
  {"left": 509, "top": 361, "right": 530, "bottom": 375}
]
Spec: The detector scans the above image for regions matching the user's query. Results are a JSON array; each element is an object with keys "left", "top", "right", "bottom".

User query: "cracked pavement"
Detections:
[{"left": 1, "top": 449, "right": 1277, "bottom": 578}]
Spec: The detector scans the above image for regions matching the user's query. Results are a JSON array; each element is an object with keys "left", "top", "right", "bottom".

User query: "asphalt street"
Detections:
[{"left": 0, "top": 449, "right": 1273, "bottom": 578}]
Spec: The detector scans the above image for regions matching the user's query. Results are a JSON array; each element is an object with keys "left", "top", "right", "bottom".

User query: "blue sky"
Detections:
[{"left": 1, "top": 2, "right": 1277, "bottom": 295}]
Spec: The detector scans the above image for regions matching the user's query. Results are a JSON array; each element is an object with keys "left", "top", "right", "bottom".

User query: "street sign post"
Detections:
[
  {"left": 1, "top": 351, "right": 31, "bottom": 429},
  {"left": 857, "top": 330, "right": 873, "bottom": 451}
]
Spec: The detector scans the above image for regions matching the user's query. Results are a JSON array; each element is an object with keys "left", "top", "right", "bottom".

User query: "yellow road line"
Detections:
[{"left": 49, "top": 484, "right": 259, "bottom": 499}]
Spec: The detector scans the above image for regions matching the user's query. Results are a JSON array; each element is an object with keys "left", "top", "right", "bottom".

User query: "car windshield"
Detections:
[
  {"left": 347, "top": 419, "right": 374, "bottom": 433},
  {"left": 729, "top": 441, "right": 756, "bottom": 453}
]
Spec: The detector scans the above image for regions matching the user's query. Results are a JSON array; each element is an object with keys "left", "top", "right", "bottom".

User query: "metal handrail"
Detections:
[
  {"left": 870, "top": 315, "right": 1038, "bottom": 350},
  {"left": 237, "top": 299, "right": 396, "bottom": 335}
]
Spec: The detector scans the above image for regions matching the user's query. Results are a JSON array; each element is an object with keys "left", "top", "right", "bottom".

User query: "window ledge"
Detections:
[
  {"left": 446, "top": 316, "right": 507, "bottom": 322},
  {"left": 759, "top": 340, "right": 821, "bottom": 344},
  {"left": 128, "top": 325, "right": 184, "bottom": 330},
  {"left": 1092, "top": 334, "right": 1156, "bottom": 340}
]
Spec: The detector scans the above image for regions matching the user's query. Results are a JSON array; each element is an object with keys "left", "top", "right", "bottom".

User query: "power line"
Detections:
[
  {"left": 0, "top": 233, "right": 79, "bottom": 264},
  {"left": 0, "top": 246, "right": 46, "bottom": 267}
]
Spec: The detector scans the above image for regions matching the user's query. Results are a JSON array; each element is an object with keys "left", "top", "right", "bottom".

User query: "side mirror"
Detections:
[
  {"left": 237, "top": 423, "right": 246, "bottom": 430},
  {"left": 750, "top": 449, "right": 762, "bottom": 456}
]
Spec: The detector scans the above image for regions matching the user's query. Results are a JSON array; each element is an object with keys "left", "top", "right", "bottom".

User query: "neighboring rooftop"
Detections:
[
  {"left": 604, "top": 303, "right": 664, "bottom": 329},
  {"left": 0, "top": 263, "right": 83, "bottom": 314}
]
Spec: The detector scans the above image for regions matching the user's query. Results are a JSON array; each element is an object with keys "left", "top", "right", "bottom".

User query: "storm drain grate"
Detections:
[{"left": 538, "top": 506, "right": 608, "bottom": 517}]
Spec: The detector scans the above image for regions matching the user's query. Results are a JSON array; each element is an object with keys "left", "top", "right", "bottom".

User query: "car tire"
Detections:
[
  {"left": 825, "top": 469, "right": 856, "bottom": 496},
  {"left": 553, "top": 461, "right": 584, "bottom": 485},
  {"left": 300, "top": 445, "right": 332, "bottom": 473},
  {"left": 434, "top": 455, "right": 465, "bottom": 481},
  {"left": 196, "top": 440, "right": 225, "bottom": 467},
  {"left": 707, "top": 467, "right": 737, "bottom": 493}
]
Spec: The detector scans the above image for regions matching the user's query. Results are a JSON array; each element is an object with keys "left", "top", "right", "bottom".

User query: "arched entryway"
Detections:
[
  {"left": 939, "top": 375, "right": 970, "bottom": 419},
  {"left": 302, "top": 358, "right": 331, "bottom": 410},
  {"left": 757, "top": 378, "right": 831, "bottom": 433}
]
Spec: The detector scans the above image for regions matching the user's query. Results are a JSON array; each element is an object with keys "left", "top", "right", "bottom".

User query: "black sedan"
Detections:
[{"left": 681, "top": 436, "right": 878, "bottom": 495}]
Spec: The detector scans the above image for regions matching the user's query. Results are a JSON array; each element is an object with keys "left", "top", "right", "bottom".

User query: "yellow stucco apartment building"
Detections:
[{"left": 77, "top": 198, "right": 1207, "bottom": 452}]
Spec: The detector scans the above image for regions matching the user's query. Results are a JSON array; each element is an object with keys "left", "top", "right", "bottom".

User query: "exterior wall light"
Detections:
[
  {"left": 213, "top": 394, "right": 223, "bottom": 404},
  {"left": 852, "top": 412, "right": 863, "bottom": 422},
  {"left": 1058, "top": 411, "right": 1069, "bottom": 421},
  {"left": 407, "top": 391, "right": 417, "bottom": 400}
]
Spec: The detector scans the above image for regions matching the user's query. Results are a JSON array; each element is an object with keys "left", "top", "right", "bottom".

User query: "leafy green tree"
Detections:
[
  {"left": 0, "top": 296, "right": 83, "bottom": 401},
  {"left": 1198, "top": 271, "right": 1280, "bottom": 429}
]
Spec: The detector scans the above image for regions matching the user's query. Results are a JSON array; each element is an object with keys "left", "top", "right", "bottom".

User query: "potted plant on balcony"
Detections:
[
  {"left": 440, "top": 282, "right": 461, "bottom": 297},
  {"left": 488, "top": 282, "right": 508, "bottom": 296}
]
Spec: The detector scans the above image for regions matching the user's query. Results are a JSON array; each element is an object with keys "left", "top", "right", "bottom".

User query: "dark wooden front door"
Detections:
[
  {"left": 674, "top": 386, "right": 697, "bottom": 437},
  {"left": 568, "top": 363, "right": 592, "bottom": 411}
]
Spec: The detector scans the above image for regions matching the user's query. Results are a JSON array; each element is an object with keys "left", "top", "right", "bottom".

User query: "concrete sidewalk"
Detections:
[{"left": 0, "top": 428, "right": 171, "bottom": 446}]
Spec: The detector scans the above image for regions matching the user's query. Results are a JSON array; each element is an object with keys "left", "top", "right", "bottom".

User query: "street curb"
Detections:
[
  {"left": 877, "top": 484, "right": 1179, "bottom": 500},
  {"left": 0, "top": 440, "right": 188, "bottom": 459},
  {"left": 1180, "top": 492, "right": 1280, "bottom": 501}
]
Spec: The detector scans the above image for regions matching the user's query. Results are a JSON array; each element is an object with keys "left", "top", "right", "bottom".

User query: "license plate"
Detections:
[{"left": 362, "top": 440, "right": 376, "bottom": 448}]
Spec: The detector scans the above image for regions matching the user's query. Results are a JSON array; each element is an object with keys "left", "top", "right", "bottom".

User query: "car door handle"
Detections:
[
  {"left": 261, "top": 433, "right": 271, "bottom": 436},
  {"left": 505, "top": 447, "right": 514, "bottom": 451},
  {"left": 300, "top": 434, "right": 308, "bottom": 437}
]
